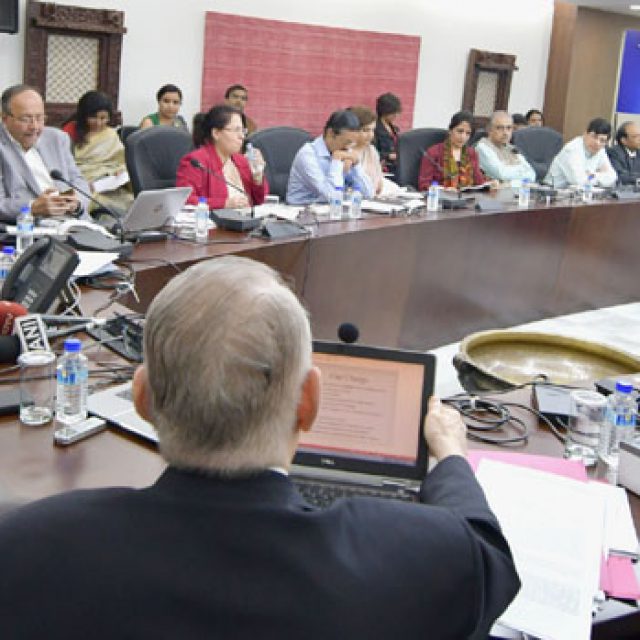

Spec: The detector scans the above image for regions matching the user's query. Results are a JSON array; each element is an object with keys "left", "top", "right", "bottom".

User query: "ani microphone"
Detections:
[{"left": 337, "top": 322, "right": 359, "bottom": 344}]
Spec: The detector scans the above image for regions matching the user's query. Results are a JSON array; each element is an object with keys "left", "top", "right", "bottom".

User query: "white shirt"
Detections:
[
  {"left": 5, "top": 129, "right": 56, "bottom": 193},
  {"left": 545, "top": 136, "right": 617, "bottom": 188}
]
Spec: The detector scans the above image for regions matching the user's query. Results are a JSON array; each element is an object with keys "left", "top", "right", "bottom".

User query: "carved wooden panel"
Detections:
[
  {"left": 23, "top": 0, "right": 126, "bottom": 127},
  {"left": 462, "top": 49, "right": 518, "bottom": 129}
]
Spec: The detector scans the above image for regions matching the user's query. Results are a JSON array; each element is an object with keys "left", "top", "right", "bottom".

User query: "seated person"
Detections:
[
  {"left": 525, "top": 109, "right": 544, "bottom": 127},
  {"left": 545, "top": 117, "right": 617, "bottom": 188},
  {"left": 606, "top": 121, "right": 640, "bottom": 186},
  {"left": 224, "top": 84, "right": 257, "bottom": 135},
  {"left": 287, "top": 110, "right": 374, "bottom": 205},
  {"left": 512, "top": 113, "right": 528, "bottom": 131},
  {"left": 476, "top": 111, "right": 536, "bottom": 184},
  {"left": 176, "top": 104, "right": 268, "bottom": 209},
  {"left": 0, "top": 84, "right": 88, "bottom": 222},
  {"left": 347, "top": 105, "right": 384, "bottom": 195},
  {"left": 0, "top": 255, "right": 520, "bottom": 637},
  {"left": 140, "top": 84, "right": 188, "bottom": 130},
  {"left": 373, "top": 92, "right": 402, "bottom": 176},
  {"left": 63, "top": 90, "right": 133, "bottom": 217},
  {"left": 418, "top": 110, "right": 491, "bottom": 191}
]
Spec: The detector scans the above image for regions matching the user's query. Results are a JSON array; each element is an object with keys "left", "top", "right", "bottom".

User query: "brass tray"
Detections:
[{"left": 453, "top": 330, "right": 640, "bottom": 393}]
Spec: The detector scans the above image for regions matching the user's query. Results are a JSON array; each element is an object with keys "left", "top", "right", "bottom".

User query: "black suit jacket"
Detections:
[
  {"left": 0, "top": 456, "right": 519, "bottom": 639},
  {"left": 607, "top": 144, "right": 640, "bottom": 185}
]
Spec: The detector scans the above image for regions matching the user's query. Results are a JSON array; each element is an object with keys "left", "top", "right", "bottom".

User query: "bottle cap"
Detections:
[
  {"left": 432, "top": 181, "right": 439, "bottom": 187},
  {"left": 19, "top": 205, "right": 30, "bottom": 214},
  {"left": 63, "top": 338, "right": 82, "bottom": 353},
  {"left": 335, "top": 186, "right": 344, "bottom": 191},
  {"left": 198, "top": 196, "right": 207, "bottom": 204},
  {"left": 615, "top": 381, "right": 634, "bottom": 394},
  {"left": 2, "top": 246, "right": 15, "bottom": 255}
]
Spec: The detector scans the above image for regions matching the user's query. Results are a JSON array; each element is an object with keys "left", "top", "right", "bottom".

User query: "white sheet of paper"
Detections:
[
  {"left": 476, "top": 459, "right": 605, "bottom": 640},
  {"left": 92, "top": 171, "right": 129, "bottom": 194},
  {"left": 72, "top": 251, "right": 120, "bottom": 277}
]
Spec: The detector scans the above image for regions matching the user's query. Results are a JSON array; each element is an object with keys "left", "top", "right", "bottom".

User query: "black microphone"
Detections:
[
  {"left": 49, "top": 169, "right": 125, "bottom": 242},
  {"left": 0, "top": 335, "right": 21, "bottom": 364},
  {"left": 189, "top": 158, "right": 256, "bottom": 218},
  {"left": 337, "top": 322, "right": 359, "bottom": 344}
]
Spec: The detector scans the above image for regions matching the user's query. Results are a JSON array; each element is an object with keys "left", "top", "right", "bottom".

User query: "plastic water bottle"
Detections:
[
  {"left": 518, "top": 178, "right": 531, "bottom": 208},
  {"left": 16, "top": 205, "right": 34, "bottom": 255},
  {"left": 55, "top": 338, "right": 89, "bottom": 425},
  {"left": 427, "top": 181, "right": 439, "bottom": 212},
  {"left": 195, "top": 197, "right": 209, "bottom": 243},
  {"left": 598, "top": 381, "right": 638, "bottom": 484},
  {"left": 582, "top": 174, "right": 595, "bottom": 203},
  {"left": 329, "top": 186, "right": 343, "bottom": 220},
  {"left": 351, "top": 188, "right": 363, "bottom": 219},
  {"left": 0, "top": 246, "right": 16, "bottom": 288}
]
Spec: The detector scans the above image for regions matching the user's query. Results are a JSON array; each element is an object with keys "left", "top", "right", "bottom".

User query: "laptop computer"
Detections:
[
  {"left": 88, "top": 340, "right": 436, "bottom": 504},
  {"left": 121, "top": 187, "right": 192, "bottom": 234},
  {"left": 291, "top": 341, "right": 435, "bottom": 504}
]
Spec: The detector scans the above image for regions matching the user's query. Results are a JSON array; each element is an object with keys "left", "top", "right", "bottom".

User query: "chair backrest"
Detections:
[
  {"left": 395, "top": 128, "right": 447, "bottom": 188},
  {"left": 470, "top": 128, "right": 487, "bottom": 147},
  {"left": 512, "top": 126, "right": 563, "bottom": 182},
  {"left": 247, "top": 126, "right": 313, "bottom": 200},
  {"left": 119, "top": 125, "right": 139, "bottom": 144},
  {"left": 125, "top": 127, "right": 194, "bottom": 195}
]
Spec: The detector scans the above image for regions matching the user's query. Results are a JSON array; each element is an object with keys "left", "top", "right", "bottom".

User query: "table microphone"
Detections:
[
  {"left": 337, "top": 322, "right": 359, "bottom": 344},
  {"left": 49, "top": 169, "right": 126, "bottom": 243}
]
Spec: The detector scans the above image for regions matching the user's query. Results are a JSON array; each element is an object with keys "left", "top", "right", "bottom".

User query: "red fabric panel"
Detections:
[{"left": 202, "top": 12, "right": 420, "bottom": 135}]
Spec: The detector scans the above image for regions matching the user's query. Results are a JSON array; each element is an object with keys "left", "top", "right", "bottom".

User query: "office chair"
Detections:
[
  {"left": 247, "top": 127, "right": 312, "bottom": 200},
  {"left": 470, "top": 128, "right": 487, "bottom": 146},
  {"left": 395, "top": 128, "right": 447, "bottom": 189},
  {"left": 512, "top": 126, "right": 563, "bottom": 183},
  {"left": 125, "top": 127, "right": 194, "bottom": 195},
  {"left": 118, "top": 125, "right": 139, "bottom": 145}
]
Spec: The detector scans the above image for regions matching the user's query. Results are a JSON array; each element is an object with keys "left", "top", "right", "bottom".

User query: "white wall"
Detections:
[{"left": 0, "top": 0, "right": 554, "bottom": 128}]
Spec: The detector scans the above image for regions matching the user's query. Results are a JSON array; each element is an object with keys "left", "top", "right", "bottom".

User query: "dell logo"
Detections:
[{"left": 320, "top": 458, "right": 335, "bottom": 466}]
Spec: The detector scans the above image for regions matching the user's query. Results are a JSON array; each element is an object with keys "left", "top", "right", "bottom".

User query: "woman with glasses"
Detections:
[
  {"left": 176, "top": 104, "right": 268, "bottom": 209},
  {"left": 140, "top": 84, "right": 188, "bottom": 130},
  {"left": 62, "top": 90, "right": 133, "bottom": 216}
]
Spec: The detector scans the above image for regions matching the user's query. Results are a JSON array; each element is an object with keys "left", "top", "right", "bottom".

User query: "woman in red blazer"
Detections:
[
  {"left": 418, "top": 111, "right": 489, "bottom": 191},
  {"left": 176, "top": 104, "right": 268, "bottom": 209}
]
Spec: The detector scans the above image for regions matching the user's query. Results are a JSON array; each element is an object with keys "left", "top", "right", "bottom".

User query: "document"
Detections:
[
  {"left": 477, "top": 460, "right": 605, "bottom": 640},
  {"left": 92, "top": 171, "right": 129, "bottom": 194}
]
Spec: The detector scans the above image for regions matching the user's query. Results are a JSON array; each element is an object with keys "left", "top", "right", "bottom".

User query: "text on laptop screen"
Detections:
[{"left": 297, "top": 352, "right": 425, "bottom": 465}]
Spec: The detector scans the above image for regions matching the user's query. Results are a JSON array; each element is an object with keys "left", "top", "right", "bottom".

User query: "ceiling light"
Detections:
[{"left": 630, "top": 4, "right": 640, "bottom": 10}]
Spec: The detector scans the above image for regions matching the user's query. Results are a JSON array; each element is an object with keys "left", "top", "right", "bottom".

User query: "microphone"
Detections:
[
  {"left": 49, "top": 169, "right": 125, "bottom": 242},
  {"left": 189, "top": 158, "right": 256, "bottom": 214},
  {"left": 337, "top": 322, "right": 359, "bottom": 344}
]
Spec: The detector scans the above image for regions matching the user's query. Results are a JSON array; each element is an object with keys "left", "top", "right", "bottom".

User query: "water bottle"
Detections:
[
  {"left": 582, "top": 174, "right": 595, "bottom": 204},
  {"left": 329, "top": 186, "right": 343, "bottom": 220},
  {"left": 427, "top": 181, "right": 439, "bottom": 212},
  {"left": 597, "top": 381, "right": 638, "bottom": 484},
  {"left": 351, "top": 188, "right": 363, "bottom": 219},
  {"left": 0, "top": 246, "right": 16, "bottom": 288},
  {"left": 195, "top": 197, "right": 209, "bottom": 243},
  {"left": 16, "top": 205, "right": 34, "bottom": 255},
  {"left": 55, "top": 338, "right": 89, "bottom": 425},
  {"left": 245, "top": 142, "right": 261, "bottom": 176},
  {"left": 518, "top": 178, "right": 531, "bottom": 208}
]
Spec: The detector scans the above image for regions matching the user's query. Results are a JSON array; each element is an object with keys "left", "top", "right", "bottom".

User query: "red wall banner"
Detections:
[{"left": 202, "top": 12, "right": 420, "bottom": 135}]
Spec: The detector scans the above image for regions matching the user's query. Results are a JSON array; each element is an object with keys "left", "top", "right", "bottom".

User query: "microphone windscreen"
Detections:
[
  {"left": 0, "top": 335, "right": 21, "bottom": 364},
  {"left": 337, "top": 322, "right": 359, "bottom": 344},
  {"left": 0, "top": 301, "right": 28, "bottom": 336},
  {"left": 50, "top": 169, "right": 64, "bottom": 181}
]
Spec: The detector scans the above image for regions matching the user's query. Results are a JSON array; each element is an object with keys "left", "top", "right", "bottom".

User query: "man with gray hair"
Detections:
[
  {"left": 0, "top": 256, "right": 519, "bottom": 639},
  {"left": 476, "top": 110, "right": 536, "bottom": 184}
]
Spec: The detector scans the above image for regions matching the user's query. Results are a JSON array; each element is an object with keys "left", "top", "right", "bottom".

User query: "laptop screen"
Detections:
[{"left": 294, "top": 341, "right": 435, "bottom": 480}]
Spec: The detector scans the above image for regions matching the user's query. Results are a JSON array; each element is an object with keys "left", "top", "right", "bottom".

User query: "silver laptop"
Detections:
[
  {"left": 122, "top": 187, "right": 192, "bottom": 233},
  {"left": 88, "top": 341, "right": 436, "bottom": 502}
]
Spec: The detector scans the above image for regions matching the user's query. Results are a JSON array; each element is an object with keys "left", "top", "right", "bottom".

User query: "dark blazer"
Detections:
[
  {"left": 418, "top": 142, "right": 486, "bottom": 191},
  {"left": 607, "top": 144, "right": 640, "bottom": 185},
  {"left": 373, "top": 118, "right": 399, "bottom": 175},
  {"left": 0, "top": 456, "right": 519, "bottom": 639},
  {"left": 0, "top": 124, "right": 89, "bottom": 222}
]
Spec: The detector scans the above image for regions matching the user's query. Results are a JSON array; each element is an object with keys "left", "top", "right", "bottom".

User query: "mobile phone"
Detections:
[{"left": 53, "top": 417, "right": 107, "bottom": 446}]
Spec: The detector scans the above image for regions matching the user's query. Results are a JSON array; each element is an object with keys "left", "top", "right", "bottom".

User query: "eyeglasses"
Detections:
[
  {"left": 223, "top": 127, "right": 248, "bottom": 136},
  {"left": 7, "top": 113, "right": 47, "bottom": 125}
]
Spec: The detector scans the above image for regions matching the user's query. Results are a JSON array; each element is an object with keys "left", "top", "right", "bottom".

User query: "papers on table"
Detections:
[
  {"left": 73, "top": 251, "right": 120, "bottom": 277},
  {"left": 92, "top": 171, "right": 130, "bottom": 194},
  {"left": 477, "top": 459, "right": 605, "bottom": 640}
]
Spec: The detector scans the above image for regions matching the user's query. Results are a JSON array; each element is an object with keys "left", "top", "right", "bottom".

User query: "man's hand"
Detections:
[
  {"left": 423, "top": 396, "right": 467, "bottom": 461},
  {"left": 30, "top": 189, "right": 80, "bottom": 217}
]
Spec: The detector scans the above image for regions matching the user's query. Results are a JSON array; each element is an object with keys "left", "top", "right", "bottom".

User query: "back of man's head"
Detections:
[
  {"left": 143, "top": 256, "right": 312, "bottom": 474},
  {"left": 586, "top": 117, "right": 611, "bottom": 138}
]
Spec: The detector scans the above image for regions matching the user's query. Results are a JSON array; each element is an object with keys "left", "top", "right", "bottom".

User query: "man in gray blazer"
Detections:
[{"left": 0, "top": 84, "right": 89, "bottom": 222}]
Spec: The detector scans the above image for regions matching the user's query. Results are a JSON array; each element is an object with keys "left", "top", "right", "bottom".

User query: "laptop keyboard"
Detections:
[{"left": 294, "top": 477, "right": 419, "bottom": 508}]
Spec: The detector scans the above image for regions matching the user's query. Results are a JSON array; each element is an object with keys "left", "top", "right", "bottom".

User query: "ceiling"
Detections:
[{"left": 567, "top": 1, "right": 640, "bottom": 16}]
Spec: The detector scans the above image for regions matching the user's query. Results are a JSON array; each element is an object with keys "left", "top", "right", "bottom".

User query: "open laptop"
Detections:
[
  {"left": 121, "top": 186, "right": 192, "bottom": 234},
  {"left": 88, "top": 340, "right": 436, "bottom": 505}
]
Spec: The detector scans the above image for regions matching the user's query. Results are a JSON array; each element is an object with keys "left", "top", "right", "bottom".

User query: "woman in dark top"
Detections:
[
  {"left": 373, "top": 92, "right": 402, "bottom": 177},
  {"left": 418, "top": 110, "right": 490, "bottom": 191}
]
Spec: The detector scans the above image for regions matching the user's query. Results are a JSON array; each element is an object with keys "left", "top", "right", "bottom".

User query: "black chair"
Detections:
[
  {"left": 470, "top": 128, "right": 487, "bottom": 147},
  {"left": 125, "top": 127, "right": 194, "bottom": 195},
  {"left": 512, "top": 126, "right": 563, "bottom": 183},
  {"left": 118, "top": 125, "right": 139, "bottom": 144},
  {"left": 395, "top": 128, "right": 447, "bottom": 189},
  {"left": 247, "top": 126, "right": 312, "bottom": 200}
]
